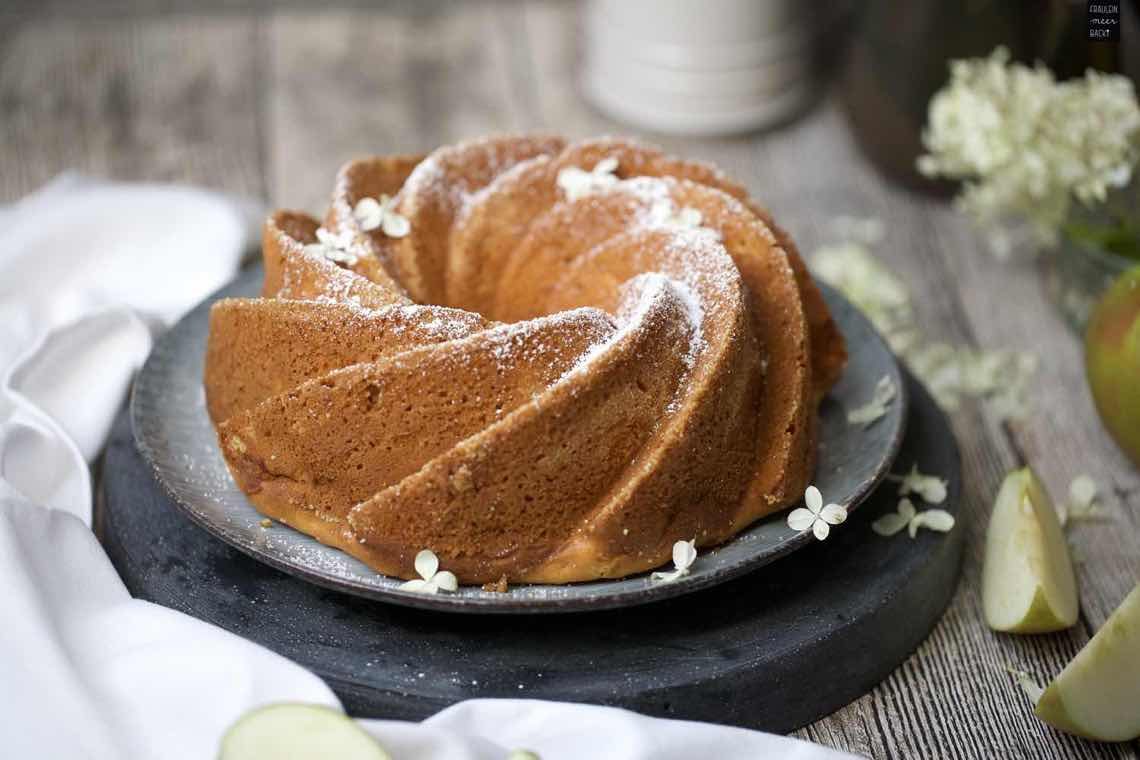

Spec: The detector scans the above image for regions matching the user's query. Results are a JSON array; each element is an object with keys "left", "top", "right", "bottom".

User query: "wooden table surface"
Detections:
[{"left": 3, "top": 2, "right": 1138, "bottom": 758}]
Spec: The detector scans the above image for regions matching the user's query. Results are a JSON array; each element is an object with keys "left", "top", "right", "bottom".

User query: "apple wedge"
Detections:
[
  {"left": 219, "top": 703, "right": 391, "bottom": 760},
  {"left": 1035, "top": 583, "right": 1140, "bottom": 742},
  {"left": 982, "top": 468, "right": 1078, "bottom": 633}
]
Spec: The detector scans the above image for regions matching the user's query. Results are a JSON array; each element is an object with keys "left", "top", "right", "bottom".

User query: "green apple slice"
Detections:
[
  {"left": 1035, "top": 583, "right": 1140, "bottom": 742},
  {"left": 218, "top": 703, "right": 391, "bottom": 760},
  {"left": 982, "top": 468, "right": 1078, "bottom": 633}
]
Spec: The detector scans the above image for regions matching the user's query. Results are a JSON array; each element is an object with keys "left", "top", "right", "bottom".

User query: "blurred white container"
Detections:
[
  {"left": 600, "top": 0, "right": 809, "bottom": 46},
  {"left": 581, "top": 0, "right": 842, "bottom": 136}
]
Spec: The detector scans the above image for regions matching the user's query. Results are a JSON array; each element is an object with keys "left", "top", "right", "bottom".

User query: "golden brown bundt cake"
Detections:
[{"left": 203, "top": 134, "right": 847, "bottom": 585}]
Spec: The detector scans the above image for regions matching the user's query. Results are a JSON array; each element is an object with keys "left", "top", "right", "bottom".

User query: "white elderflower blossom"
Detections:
[
  {"left": 787, "top": 486, "right": 847, "bottom": 541},
  {"left": 872, "top": 498, "right": 955, "bottom": 539},
  {"left": 303, "top": 226, "right": 359, "bottom": 266},
  {"left": 353, "top": 195, "right": 410, "bottom": 238},
  {"left": 888, "top": 463, "right": 949, "bottom": 504},
  {"left": 399, "top": 549, "right": 458, "bottom": 594},
  {"left": 556, "top": 156, "right": 620, "bottom": 201},
  {"left": 918, "top": 47, "right": 1140, "bottom": 256},
  {"left": 648, "top": 199, "right": 704, "bottom": 229}
]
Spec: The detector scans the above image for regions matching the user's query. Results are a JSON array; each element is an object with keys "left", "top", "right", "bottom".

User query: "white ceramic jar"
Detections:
[{"left": 581, "top": 0, "right": 841, "bottom": 136}]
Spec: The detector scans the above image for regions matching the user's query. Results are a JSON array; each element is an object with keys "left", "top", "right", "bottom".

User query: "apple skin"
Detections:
[
  {"left": 1035, "top": 583, "right": 1140, "bottom": 742},
  {"left": 1085, "top": 265, "right": 1140, "bottom": 468}
]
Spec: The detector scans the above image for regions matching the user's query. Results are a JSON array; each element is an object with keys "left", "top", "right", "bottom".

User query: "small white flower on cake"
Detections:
[
  {"left": 303, "top": 226, "right": 359, "bottom": 266},
  {"left": 847, "top": 375, "right": 897, "bottom": 427},
  {"left": 399, "top": 549, "right": 458, "bottom": 594},
  {"left": 872, "top": 497, "right": 955, "bottom": 538},
  {"left": 316, "top": 226, "right": 354, "bottom": 250},
  {"left": 353, "top": 194, "right": 410, "bottom": 238},
  {"left": 787, "top": 486, "right": 847, "bottom": 540},
  {"left": 556, "top": 156, "right": 619, "bottom": 202},
  {"left": 648, "top": 198, "right": 703, "bottom": 229},
  {"left": 888, "top": 463, "right": 948, "bottom": 504},
  {"left": 651, "top": 538, "right": 697, "bottom": 582}
]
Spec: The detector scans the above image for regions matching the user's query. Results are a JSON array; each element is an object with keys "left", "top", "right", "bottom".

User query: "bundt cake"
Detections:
[{"left": 204, "top": 135, "right": 846, "bottom": 585}]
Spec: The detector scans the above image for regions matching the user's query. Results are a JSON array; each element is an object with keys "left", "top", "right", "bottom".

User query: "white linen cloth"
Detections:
[{"left": 0, "top": 176, "right": 860, "bottom": 760}]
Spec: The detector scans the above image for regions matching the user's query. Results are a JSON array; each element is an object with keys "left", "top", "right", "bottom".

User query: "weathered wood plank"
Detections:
[
  {"left": 930, "top": 211, "right": 1140, "bottom": 624},
  {"left": 737, "top": 106, "right": 1137, "bottom": 760},
  {"left": 0, "top": 13, "right": 264, "bottom": 202},
  {"left": 266, "top": 3, "right": 524, "bottom": 212}
]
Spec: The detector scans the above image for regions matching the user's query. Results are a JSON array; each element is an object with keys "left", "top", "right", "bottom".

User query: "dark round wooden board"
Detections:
[
  {"left": 100, "top": 368, "right": 962, "bottom": 733},
  {"left": 129, "top": 267, "right": 907, "bottom": 613}
]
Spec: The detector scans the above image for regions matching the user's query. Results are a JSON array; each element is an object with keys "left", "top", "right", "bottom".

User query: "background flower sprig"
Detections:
[{"left": 918, "top": 47, "right": 1140, "bottom": 259}]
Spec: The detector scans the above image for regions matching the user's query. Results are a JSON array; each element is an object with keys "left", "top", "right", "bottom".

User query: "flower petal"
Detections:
[
  {"left": 805, "top": 485, "right": 823, "bottom": 513},
  {"left": 871, "top": 512, "right": 909, "bottom": 536},
  {"left": 593, "top": 156, "right": 619, "bottom": 175},
  {"left": 897, "top": 465, "right": 948, "bottom": 504},
  {"left": 898, "top": 498, "right": 917, "bottom": 521},
  {"left": 1016, "top": 672, "right": 1044, "bottom": 705},
  {"left": 315, "top": 227, "right": 337, "bottom": 246},
  {"left": 847, "top": 376, "right": 896, "bottom": 427},
  {"left": 353, "top": 197, "right": 384, "bottom": 231},
  {"left": 812, "top": 519, "right": 830, "bottom": 541},
  {"left": 821, "top": 503, "right": 847, "bottom": 525},
  {"left": 433, "top": 570, "right": 459, "bottom": 592},
  {"left": 915, "top": 509, "right": 955, "bottom": 532},
  {"left": 673, "top": 539, "right": 697, "bottom": 570},
  {"left": 651, "top": 568, "right": 684, "bottom": 583},
  {"left": 414, "top": 549, "right": 439, "bottom": 581},
  {"left": 918, "top": 478, "right": 948, "bottom": 504},
  {"left": 1068, "top": 474, "right": 1097, "bottom": 509},
  {"left": 787, "top": 508, "right": 816, "bottom": 532},
  {"left": 382, "top": 212, "right": 410, "bottom": 238},
  {"left": 907, "top": 516, "right": 919, "bottom": 539},
  {"left": 399, "top": 578, "right": 433, "bottom": 593}
]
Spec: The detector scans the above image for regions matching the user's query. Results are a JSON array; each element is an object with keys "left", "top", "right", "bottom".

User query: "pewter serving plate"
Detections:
[{"left": 132, "top": 267, "right": 906, "bottom": 613}]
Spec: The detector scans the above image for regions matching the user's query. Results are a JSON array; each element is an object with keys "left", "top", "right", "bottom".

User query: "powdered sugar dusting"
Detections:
[
  {"left": 378, "top": 304, "right": 486, "bottom": 341},
  {"left": 476, "top": 307, "right": 615, "bottom": 376},
  {"left": 554, "top": 272, "right": 705, "bottom": 394},
  {"left": 556, "top": 156, "right": 620, "bottom": 201},
  {"left": 282, "top": 148, "right": 745, "bottom": 426},
  {"left": 402, "top": 135, "right": 563, "bottom": 217}
]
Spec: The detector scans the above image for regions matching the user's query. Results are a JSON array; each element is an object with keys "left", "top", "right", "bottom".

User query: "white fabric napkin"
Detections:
[{"left": 0, "top": 176, "right": 860, "bottom": 760}]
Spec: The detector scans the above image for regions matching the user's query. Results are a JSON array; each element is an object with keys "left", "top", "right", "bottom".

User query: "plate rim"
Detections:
[{"left": 130, "top": 269, "right": 907, "bottom": 614}]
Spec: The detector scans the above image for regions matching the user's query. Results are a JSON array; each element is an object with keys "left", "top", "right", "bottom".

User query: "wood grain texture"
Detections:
[
  {"left": 0, "top": 13, "right": 264, "bottom": 201},
  {"left": 3, "top": 1, "right": 1138, "bottom": 757},
  {"left": 267, "top": 2, "right": 525, "bottom": 211}
]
